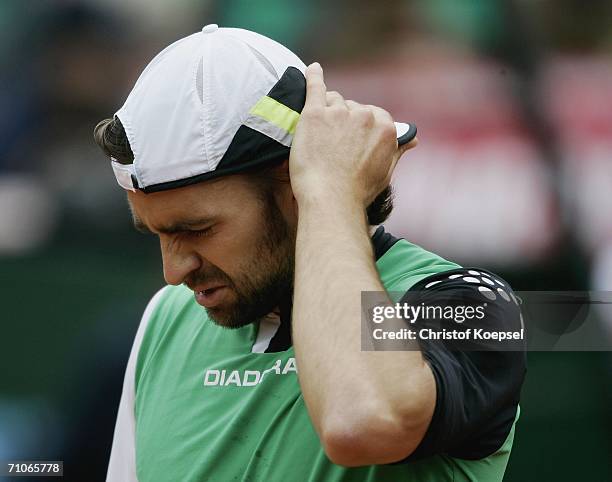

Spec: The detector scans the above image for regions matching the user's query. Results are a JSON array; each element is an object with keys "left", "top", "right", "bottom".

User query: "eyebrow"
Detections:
[{"left": 132, "top": 215, "right": 215, "bottom": 235}]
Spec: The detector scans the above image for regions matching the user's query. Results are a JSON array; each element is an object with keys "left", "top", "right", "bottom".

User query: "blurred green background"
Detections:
[{"left": 1, "top": 1, "right": 611, "bottom": 481}]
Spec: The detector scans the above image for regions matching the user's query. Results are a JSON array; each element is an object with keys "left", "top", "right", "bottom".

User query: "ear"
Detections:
[
  {"left": 272, "top": 159, "right": 291, "bottom": 183},
  {"left": 272, "top": 159, "right": 299, "bottom": 221}
]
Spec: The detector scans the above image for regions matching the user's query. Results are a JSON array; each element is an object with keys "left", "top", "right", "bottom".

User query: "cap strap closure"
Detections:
[{"left": 111, "top": 159, "right": 137, "bottom": 192}]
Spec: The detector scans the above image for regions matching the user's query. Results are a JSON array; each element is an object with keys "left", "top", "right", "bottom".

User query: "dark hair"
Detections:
[
  {"left": 93, "top": 117, "right": 394, "bottom": 225},
  {"left": 93, "top": 117, "right": 133, "bottom": 164},
  {"left": 366, "top": 185, "right": 394, "bottom": 225}
]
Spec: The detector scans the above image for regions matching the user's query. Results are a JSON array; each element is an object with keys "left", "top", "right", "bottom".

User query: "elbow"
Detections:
[{"left": 319, "top": 402, "right": 433, "bottom": 467}]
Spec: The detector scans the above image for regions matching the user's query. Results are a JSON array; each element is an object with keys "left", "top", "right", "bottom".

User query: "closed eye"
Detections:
[{"left": 187, "top": 227, "right": 214, "bottom": 238}]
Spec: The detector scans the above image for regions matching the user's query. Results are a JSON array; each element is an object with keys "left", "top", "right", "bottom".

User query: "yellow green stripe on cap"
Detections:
[{"left": 244, "top": 95, "right": 301, "bottom": 147}]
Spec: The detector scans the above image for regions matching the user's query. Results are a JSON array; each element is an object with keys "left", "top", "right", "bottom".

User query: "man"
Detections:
[{"left": 95, "top": 25, "right": 525, "bottom": 481}]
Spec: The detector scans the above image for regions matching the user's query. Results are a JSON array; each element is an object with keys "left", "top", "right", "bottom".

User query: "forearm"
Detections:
[{"left": 291, "top": 194, "right": 435, "bottom": 465}]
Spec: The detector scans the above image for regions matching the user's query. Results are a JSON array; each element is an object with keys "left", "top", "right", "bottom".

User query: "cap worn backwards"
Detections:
[{"left": 110, "top": 24, "right": 416, "bottom": 193}]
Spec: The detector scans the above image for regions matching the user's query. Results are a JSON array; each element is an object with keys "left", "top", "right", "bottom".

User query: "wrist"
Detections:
[
  {"left": 295, "top": 193, "right": 372, "bottom": 255},
  {"left": 294, "top": 178, "right": 363, "bottom": 207},
  {"left": 297, "top": 189, "right": 365, "bottom": 222}
]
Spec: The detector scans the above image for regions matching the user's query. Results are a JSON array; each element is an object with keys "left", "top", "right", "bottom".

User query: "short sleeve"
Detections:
[{"left": 396, "top": 268, "right": 527, "bottom": 461}]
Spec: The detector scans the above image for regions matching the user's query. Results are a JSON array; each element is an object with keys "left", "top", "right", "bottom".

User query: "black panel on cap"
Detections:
[
  {"left": 216, "top": 66, "right": 305, "bottom": 172},
  {"left": 266, "top": 66, "right": 306, "bottom": 112}
]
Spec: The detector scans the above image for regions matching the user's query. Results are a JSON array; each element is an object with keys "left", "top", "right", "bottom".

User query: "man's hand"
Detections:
[{"left": 289, "top": 62, "right": 417, "bottom": 208}]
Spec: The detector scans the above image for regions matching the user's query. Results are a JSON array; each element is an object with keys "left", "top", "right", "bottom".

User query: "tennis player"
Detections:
[{"left": 95, "top": 25, "right": 526, "bottom": 481}]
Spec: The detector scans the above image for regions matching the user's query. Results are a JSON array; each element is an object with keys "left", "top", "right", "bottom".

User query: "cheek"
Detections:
[{"left": 195, "top": 210, "right": 264, "bottom": 273}]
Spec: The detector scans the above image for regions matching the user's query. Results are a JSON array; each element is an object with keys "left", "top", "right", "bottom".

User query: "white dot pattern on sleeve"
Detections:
[{"left": 422, "top": 269, "right": 518, "bottom": 304}]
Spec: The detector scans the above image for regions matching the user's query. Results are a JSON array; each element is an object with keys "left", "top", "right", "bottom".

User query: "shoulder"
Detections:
[
  {"left": 129, "top": 285, "right": 173, "bottom": 353},
  {"left": 133, "top": 285, "right": 196, "bottom": 388},
  {"left": 147, "top": 284, "right": 193, "bottom": 313},
  {"left": 373, "top": 227, "right": 522, "bottom": 333},
  {"left": 137, "top": 284, "right": 200, "bottom": 334},
  {"left": 142, "top": 285, "right": 172, "bottom": 319},
  {"left": 406, "top": 267, "right": 523, "bottom": 331},
  {"left": 134, "top": 285, "right": 188, "bottom": 340},
  {"left": 375, "top": 235, "right": 462, "bottom": 294}
]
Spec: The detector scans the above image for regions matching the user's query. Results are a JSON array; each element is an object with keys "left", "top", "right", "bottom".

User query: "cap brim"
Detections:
[{"left": 395, "top": 122, "right": 417, "bottom": 146}]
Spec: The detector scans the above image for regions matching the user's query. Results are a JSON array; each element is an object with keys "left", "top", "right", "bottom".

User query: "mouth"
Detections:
[{"left": 194, "top": 285, "right": 228, "bottom": 308}]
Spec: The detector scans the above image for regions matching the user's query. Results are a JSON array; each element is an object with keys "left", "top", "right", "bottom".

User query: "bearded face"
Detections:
[{"left": 128, "top": 174, "right": 296, "bottom": 329}]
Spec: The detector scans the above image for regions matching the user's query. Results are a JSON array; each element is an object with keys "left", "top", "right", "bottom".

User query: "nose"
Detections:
[{"left": 160, "top": 237, "right": 201, "bottom": 286}]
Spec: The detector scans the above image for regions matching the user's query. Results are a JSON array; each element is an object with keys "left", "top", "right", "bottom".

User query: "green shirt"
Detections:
[{"left": 108, "top": 236, "right": 521, "bottom": 481}]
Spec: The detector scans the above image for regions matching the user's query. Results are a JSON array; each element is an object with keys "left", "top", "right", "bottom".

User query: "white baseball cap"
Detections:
[{"left": 110, "top": 24, "right": 417, "bottom": 193}]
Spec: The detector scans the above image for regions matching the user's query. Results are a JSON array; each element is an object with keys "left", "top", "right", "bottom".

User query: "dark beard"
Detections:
[{"left": 190, "top": 191, "right": 295, "bottom": 329}]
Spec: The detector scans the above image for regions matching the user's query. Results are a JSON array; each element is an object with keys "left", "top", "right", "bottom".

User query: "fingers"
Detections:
[
  {"left": 326, "top": 91, "right": 345, "bottom": 107},
  {"left": 304, "top": 64, "right": 417, "bottom": 161},
  {"left": 304, "top": 62, "right": 327, "bottom": 109},
  {"left": 367, "top": 104, "right": 394, "bottom": 123},
  {"left": 345, "top": 101, "right": 392, "bottom": 125},
  {"left": 344, "top": 100, "right": 417, "bottom": 157},
  {"left": 344, "top": 99, "right": 362, "bottom": 111}
]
